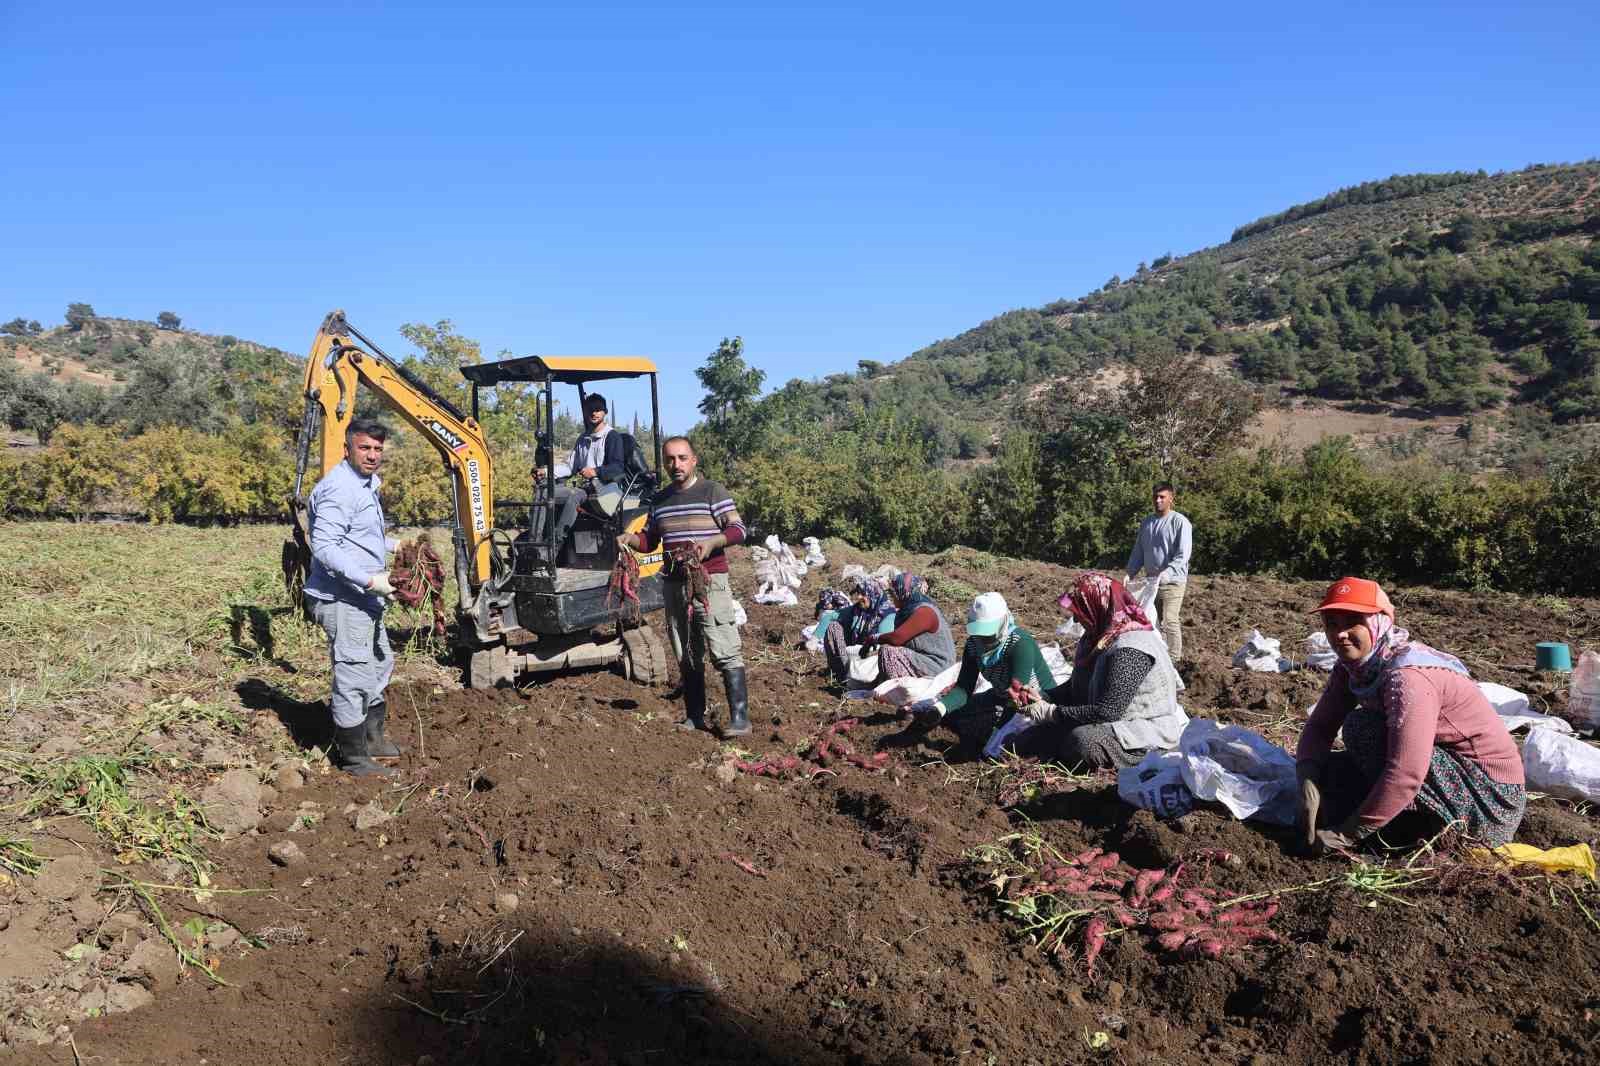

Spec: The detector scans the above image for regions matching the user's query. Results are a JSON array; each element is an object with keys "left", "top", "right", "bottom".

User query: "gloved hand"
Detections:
[
  {"left": 1296, "top": 760, "right": 1323, "bottom": 849},
  {"left": 1022, "top": 698, "right": 1057, "bottom": 724},
  {"left": 1312, "top": 821, "right": 1362, "bottom": 855},
  {"left": 368, "top": 571, "right": 396, "bottom": 598},
  {"left": 905, "top": 699, "right": 943, "bottom": 728}
]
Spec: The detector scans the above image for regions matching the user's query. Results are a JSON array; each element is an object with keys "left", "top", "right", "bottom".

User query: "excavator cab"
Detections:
[{"left": 284, "top": 312, "right": 669, "bottom": 692}]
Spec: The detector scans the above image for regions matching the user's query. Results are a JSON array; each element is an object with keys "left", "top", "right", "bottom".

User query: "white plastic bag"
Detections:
[
  {"left": 869, "top": 563, "right": 901, "bottom": 583},
  {"left": 1177, "top": 719, "right": 1299, "bottom": 825},
  {"left": 1125, "top": 576, "right": 1160, "bottom": 614},
  {"left": 753, "top": 585, "right": 798, "bottom": 607},
  {"left": 1570, "top": 650, "right": 1600, "bottom": 732},
  {"left": 732, "top": 600, "right": 747, "bottom": 627},
  {"left": 1039, "top": 642, "right": 1073, "bottom": 686},
  {"left": 1303, "top": 632, "right": 1338, "bottom": 671},
  {"left": 1233, "top": 629, "right": 1291, "bottom": 673},
  {"left": 1522, "top": 728, "right": 1600, "bottom": 802},
  {"left": 1056, "top": 618, "right": 1085, "bottom": 644},
  {"left": 1478, "top": 681, "right": 1573, "bottom": 735},
  {"left": 839, "top": 563, "right": 867, "bottom": 585},
  {"left": 846, "top": 648, "right": 879, "bottom": 685},
  {"left": 801, "top": 622, "right": 823, "bottom": 653},
  {"left": 873, "top": 660, "right": 988, "bottom": 707},
  {"left": 802, "top": 536, "right": 827, "bottom": 567},
  {"left": 983, "top": 714, "right": 1038, "bottom": 760},
  {"left": 1118, "top": 750, "right": 1194, "bottom": 819}
]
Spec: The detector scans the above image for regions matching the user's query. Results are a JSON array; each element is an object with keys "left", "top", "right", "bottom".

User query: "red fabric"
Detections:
[
  {"left": 877, "top": 604, "right": 939, "bottom": 647},
  {"left": 1297, "top": 666, "right": 1524, "bottom": 831},
  {"left": 1060, "top": 573, "right": 1154, "bottom": 669}
]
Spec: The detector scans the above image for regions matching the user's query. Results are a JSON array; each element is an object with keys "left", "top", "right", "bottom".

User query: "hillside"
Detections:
[
  {"left": 0, "top": 310, "right": 302, "bottom": 443},
  {"left": 743, "top": 161, "right": 1600, "bottom": 465}
]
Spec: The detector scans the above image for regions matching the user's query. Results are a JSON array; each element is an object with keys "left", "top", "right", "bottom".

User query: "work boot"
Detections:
[
  {"left": 720, "top": 666, "right": 751, "bottom": 737},
  {"left": 677, "top": 669, "right": 708, "bottom": 733},
  {"left": 334, "top": 723, "right": 397, "bottom": 777},
  {"left": 364, "top": 700, "right": 401, "bottom": 760}
]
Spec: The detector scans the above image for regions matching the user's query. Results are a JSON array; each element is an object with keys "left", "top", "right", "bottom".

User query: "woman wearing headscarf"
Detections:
[
  {"left": 857, "top": 574, "right": 957, "bottom": 681},
  {"left": 821, "top": 575, "right": 897, "bottom": 684},
  {"left": 1296, "top": 577, "right": 1524, "bottom": 851},
  {"left": 905, "top": 591, "right": 1051, "bottom": 747},
  {"left": 1006, "top": 573, "right": 1188, "bottom": 768}
]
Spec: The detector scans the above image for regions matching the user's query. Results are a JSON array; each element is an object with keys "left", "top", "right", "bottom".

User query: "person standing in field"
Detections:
[
  {"left": 304, "top": 418, "right": 401, "bottom": 776},
  {"left": 619, "top": 435, "right": 751, "bottom": 736},
  {"left": 1125, "top": 482, "right": 1192, "bottom": 660}
]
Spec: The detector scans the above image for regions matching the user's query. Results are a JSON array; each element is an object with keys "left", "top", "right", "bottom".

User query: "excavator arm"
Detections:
[{"left": 287, "top": 310, "right": 496, "bottom": 606}]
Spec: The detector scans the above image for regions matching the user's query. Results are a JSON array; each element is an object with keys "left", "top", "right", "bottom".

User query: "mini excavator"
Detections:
[{"left": 282, "top": 310, "right": 669, "bottom": 688}]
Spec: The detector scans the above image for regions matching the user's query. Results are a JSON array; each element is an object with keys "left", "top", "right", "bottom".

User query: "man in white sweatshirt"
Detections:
[{"left": 1125, "top": 482, "right": 1192, "bottom": 660}]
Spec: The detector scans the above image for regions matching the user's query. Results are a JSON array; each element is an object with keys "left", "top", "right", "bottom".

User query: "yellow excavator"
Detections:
[{"left": 282, "top": 310, "right": 669, "bottom": 688}]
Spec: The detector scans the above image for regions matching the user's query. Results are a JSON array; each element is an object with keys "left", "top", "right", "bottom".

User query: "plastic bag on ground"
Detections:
[
  {"left": 873, "top": 660, "right": 988, "bottom": 708},
  {"left": 753, "top": 585, "right": 798, "bottom": 607},
  {"left": 732, "top": 600, "right": 747, "bottom": 627},
  {"left": 801, "top": 623, "right": 823, "bottom": 654},
  {"left": 753, "top": 535, "right": 805, "bottom": 606},
  {"left": 839, "top": 564, "right": 867, "bottom": 585},
  {"left": 1039, "top": 642, "right": 1073, "bottom": 686},
  {"left": 1118, "top": 750, "right": 1195, "bottom": 819},
  {"left": 1233, "top": 629, "right": 1291, "bottom": 673},
  {"left": 1056, "top": 618, "right": 1085, "bottom": 645},
  {"left": 802, "top": 536, "right": 827, "bottom": 567},
  {"left": 983, "top": 714, "right": 1038, "bottom": 760},
  {"left": 1177, "top": 719, "right": 1299, "bottom": 825},
  {"left": 1570, "top": 650, "right": 1600, "bottom": 732},
  {"left": 1303, "top": 632, "right": 1338, "bottom": 671},
  {"left": 869, "top": 563, "right": 901, "bottom": 583},
  {"left": 1470, "top": 842, "right": 1596, "bottom": 881},
  {"left": 1522, "top": 728, "right": 1600, "bottom": 803},
  {"left": 1478, "top": 681, "right": 1574, "bottom": 735}
]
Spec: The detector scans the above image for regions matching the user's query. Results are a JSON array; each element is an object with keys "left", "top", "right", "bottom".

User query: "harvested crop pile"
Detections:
[
  {"left": 733, "top": 717, "right": 893, "bottom": 778},
  {"left": 390, "top": 534, "right": 447, "bottom": 635}
]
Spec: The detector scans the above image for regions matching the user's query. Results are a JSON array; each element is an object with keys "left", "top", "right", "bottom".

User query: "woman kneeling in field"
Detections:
[
  {"left": 857, "top": 574, "right": 958, "bottom": 682},
  {"left": 1007, "top": 573, "right": 1188, "bottom": 768},
  {"left": 820, "top": 575, "right": 897, "bottom": 684},
  {"left": 905, "top": 591, "right": 1049, "bottom": 747},
  {"left": 1296, "top": 577, "right": 1525, "bottom": 852}
]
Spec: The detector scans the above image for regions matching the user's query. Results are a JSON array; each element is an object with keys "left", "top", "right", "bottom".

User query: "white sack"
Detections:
[
  {"left": 1118, "top": 750, "right": 1195, "bottom": 819},
  {"left": 869, "top": 563, "right": 902, "bottom": 583},
  {"left": 802, "top": 536, "right": 827, "bottom": 567},
  {"left": 1303, "top": 632, "right": 1338, "bottom": 671},
  {"left": 983, "top": 713, "right": 1038, "bottom": 759},
  {"left": 1478, "top": 681, "right": 1574, "bottom": 735},
  {"left": 1233, "top": 629, "right": 1291, "bottom": 673},
  {"left": 752, "top": 585, "right": 798, "bottom": 607},
  {"left": 1522, "top": 728, "right": 1600, "bottom": 803},
  {"left": 839, "top": 564, "right": 867, "bottom": 585},
  {"left": 1039, "top": 642, "right": 1073, "bottom": 687},
  {"left": 1571, "top": 650, "right": 1600, "bottom": 732},
  {"left": 1125, "top": 576, "right": 1160, "bottom": 614},
  {"left": 801, "top": 623, "right": 822, "bottom": 653},
  {"left": 732, "top": 600, "right": 747, "bottom": 627},
  {"left": 846, "top": 647, "right": 880, "bottom": 685},
  {"left": 873, "top": 659, "right": 989, "bottom": 708},
  {"left": 1056, "top": 618, "right": 1085, "bottom": 644},
  {"left": 1177, "top": 719, "right": 1299, "bottom": 825}
]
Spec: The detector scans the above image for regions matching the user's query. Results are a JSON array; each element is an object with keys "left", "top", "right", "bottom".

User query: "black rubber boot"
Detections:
[
  {"left": 677, "top": 669, "right": 709, "bottom": 732},
  {"left": 335, "top": 723, "right": 397, "bottom": 777},
  {"left": 721, "top": 666, "right": 751, "bottom": 737},
  {"left": 364, "top": 700, "right": 401, "bottom": 760}
]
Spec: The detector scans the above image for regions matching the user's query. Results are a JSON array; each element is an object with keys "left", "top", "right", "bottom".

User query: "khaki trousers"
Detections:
[
  {"left": 664, "top": 571, "right": 744, "bottom": 674},
  {"left": 1154, "top": 582, "right": 1186, "bottom": 660}
]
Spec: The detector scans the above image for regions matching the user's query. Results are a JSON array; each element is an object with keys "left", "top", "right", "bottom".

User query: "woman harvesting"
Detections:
[
  {"left": 1296, "top": 577, "right": 1525, "bottom": 851},
  {"left": 857, "top": 573, "right": 958, "bottom": 682},
  {"left": 820, "top": 575, "right": 897, "bottom": 685},
  {"left": 905, "top": 592, "right": 1051, "bottom": 747}
]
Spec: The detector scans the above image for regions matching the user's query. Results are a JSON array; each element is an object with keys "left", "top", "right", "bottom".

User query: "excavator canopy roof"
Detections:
[{"left": 459, "top": 355, "right": 658, "bottom": 386}]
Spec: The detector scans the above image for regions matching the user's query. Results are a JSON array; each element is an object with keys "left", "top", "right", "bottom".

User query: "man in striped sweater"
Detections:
[{"left": 619, "top": 435, "right": 752, "bottom": 735}]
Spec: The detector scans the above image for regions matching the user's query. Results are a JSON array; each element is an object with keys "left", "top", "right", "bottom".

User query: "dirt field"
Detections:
[{"left": 3, "top": 533, "right": 1599, "bottom": 1065}]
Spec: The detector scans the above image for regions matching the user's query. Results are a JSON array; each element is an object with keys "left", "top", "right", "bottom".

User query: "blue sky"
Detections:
[{"left": 2, "top": 1, "right": 1596, "bottom": 429}]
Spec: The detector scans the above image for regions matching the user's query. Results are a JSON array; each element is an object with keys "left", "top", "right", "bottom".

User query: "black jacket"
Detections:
[{"left": 573, "top": 429, "right": 643, "bottom": 484}]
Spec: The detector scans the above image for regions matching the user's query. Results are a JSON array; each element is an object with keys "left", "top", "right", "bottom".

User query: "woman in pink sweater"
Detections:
[{"left": 1296, "top": 577, "right": 1525, "bottom": 852}]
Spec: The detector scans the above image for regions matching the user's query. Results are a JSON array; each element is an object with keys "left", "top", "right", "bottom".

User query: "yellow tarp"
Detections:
[{"left": 1471, "top": 842, "right": 1597, "bottom": 880}]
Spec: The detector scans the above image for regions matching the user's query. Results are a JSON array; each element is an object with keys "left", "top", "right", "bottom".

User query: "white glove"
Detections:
[
  {"left": 368, "top": 571, "right": 396, "bottom": 597},
  {"left": 1023, "top": 698, "right": 1057, "bottom": 724}
]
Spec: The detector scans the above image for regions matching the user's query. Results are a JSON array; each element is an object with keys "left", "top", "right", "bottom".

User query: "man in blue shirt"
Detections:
[
  {"left": 304, "top": 418, "right": 401, "bottom": 776},
  {"left": 1125, "top": 482, "right": 1193, "bottom": 660}
]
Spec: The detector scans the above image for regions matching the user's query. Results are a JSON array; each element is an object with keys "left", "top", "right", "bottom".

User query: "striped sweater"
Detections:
[{"left": 636, "top": 477, "right": 747, "bottom": 576}]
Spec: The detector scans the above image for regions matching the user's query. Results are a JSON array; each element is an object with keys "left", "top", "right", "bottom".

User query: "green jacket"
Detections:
[{"left": 941, "top": 628, "right": 1049, "bottom": 714}]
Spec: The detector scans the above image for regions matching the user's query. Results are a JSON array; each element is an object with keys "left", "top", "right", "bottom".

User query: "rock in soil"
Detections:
[
  {"left": 121, "top": 938, "right": 181, "bottom": 991},
  {"left": 351, "top": 801, "right": 392, "bottom": 831},
  {"left": 274, "top": 767, "right": 306, "bottom": 792},
  {"left": 494, "top": 892, "right": 519, "bottom": 915},
  {"left": 95, "top": 912, "right": 142, "bottom": 948},
  {"left": 268, "top": 840, "right": 306, "bottom": 867},
  {"left": 105, "top": 981, "right": 156, "bottom": 1013},
  {"left": 201, "top": 768, "right": 263, "bottom": 835},
  {"left": 30, "top": 855, "right": 100, "bottom": 900}
]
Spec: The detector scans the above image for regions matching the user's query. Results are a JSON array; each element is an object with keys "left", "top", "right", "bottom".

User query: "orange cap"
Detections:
[{"left": 1314, "top": 577, "right": 1394, "bottom": 619}]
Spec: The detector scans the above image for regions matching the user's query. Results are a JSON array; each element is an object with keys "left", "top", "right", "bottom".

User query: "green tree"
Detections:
[
  {"left": 64, "top": 302, "right": 96, "bottom": 331},
  {"left": 1, "top": 318, "right": 29, "bottom": 336},
  {"left": 156, "top": 311, "right": 182, "bottom": 331},
  {"left": 397, "top": 319, "right": 482, "bottom": 414},
  {"left": 695, "top": 336, "right": 764, "bottom": 428}
]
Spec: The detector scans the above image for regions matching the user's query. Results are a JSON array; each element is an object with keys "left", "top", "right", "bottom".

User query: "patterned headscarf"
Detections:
[
  {"left": 1059, "top": 572, "right": 1154, "bottom": 669},
  {"left": 888, "top": 573, "right": 935, "bottom": 623},
  {"left": 814, "top": 587, "right": 851, "bottom": 619},
  {"left": 1344, "top": 610, "right": 1469, "bottom": 701},
  {"left": 845, "top": 575, "right": 895, "bottom": 643}
]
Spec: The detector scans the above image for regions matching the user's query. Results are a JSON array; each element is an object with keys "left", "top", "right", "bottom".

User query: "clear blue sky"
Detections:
[{"left": 3, "top": 1, "right": 1596, "bottom": 429}]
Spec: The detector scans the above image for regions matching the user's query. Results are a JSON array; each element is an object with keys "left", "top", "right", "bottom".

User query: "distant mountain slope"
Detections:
[{"left": 749, "top": 161, "right": 1600, "bottom": 458}]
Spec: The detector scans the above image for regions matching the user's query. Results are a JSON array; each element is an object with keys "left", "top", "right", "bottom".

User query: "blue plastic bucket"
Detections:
[{"left": 1536, "top": 641, "right": 1573, "bottom": 672}]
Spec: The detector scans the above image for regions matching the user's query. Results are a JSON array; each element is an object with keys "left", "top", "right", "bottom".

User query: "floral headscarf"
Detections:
[
  {"left": 888, "top": 573, "right": 935, "bottom": 623},
  {"left": 814, "top": 587, "right": 851, "bottom": 619},
  {"left": 844, "top": 575, "right": 895, "bottom": 644},
  {"left": 1345, "top": 610, "right": 1469, "bottom": 701},
  {"left": 1058, "top": 572, "right": 1154, "bottom": 669}
]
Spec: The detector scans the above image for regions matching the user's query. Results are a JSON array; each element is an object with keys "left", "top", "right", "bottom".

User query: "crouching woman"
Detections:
[
  {"left": 1296, "top": 577, "right": 1525, "bottom": 852},
  {"left": 906, "top": 592, "right": 1050, "bottom": 747},
  {"left": 821, "top": 576, "right": 897, "bottom": 685},
  {"left": 857, "top": 574, "right": 958, "bottom": 682},
  {"left": 1007, "top": 573, "right": 1188, "bottom": 768}
]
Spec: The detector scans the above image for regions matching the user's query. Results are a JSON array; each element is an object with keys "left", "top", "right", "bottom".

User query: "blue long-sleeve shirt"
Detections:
[
  {"left": 1126, "top": 510, "right": 1192, "bottom": 585},
  {"left": 304, "top": 460, "right": 389, "bottom": 613}
]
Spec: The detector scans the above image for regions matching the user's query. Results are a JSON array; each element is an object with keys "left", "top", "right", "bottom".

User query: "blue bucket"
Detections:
[{"left": 1536, "top": 641, "right": 1573, "bottom": 672}]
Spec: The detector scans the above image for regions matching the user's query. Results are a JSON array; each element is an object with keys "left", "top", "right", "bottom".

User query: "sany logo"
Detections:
[{"left": 425, "top": 419, "right": 469, "bottom": 454}]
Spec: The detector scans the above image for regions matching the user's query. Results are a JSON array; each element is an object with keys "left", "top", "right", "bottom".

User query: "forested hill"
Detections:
[{"left": 744, "top": 161, "right": 1600, "bottom": 459}]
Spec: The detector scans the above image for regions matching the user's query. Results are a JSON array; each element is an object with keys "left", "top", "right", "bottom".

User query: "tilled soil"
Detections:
[{"left": 17, "top": 546, "right": 1600, "bottom": 1065}]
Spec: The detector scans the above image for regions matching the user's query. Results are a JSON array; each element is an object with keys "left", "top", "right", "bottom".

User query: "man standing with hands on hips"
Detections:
[
  {"left": 1125, "top": 482, "right": 1192, "bottom": 660},
  {"left": 619, "top": 435, "right": 751, "bottom": 736},
  {"left": 304, "top": 418, "right": 402, "bottom": 776}
]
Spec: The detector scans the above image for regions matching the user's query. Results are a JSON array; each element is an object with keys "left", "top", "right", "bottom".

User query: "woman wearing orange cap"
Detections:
[{"left": 1296, "top": 577, "right": 1525, "bottom": 851}]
